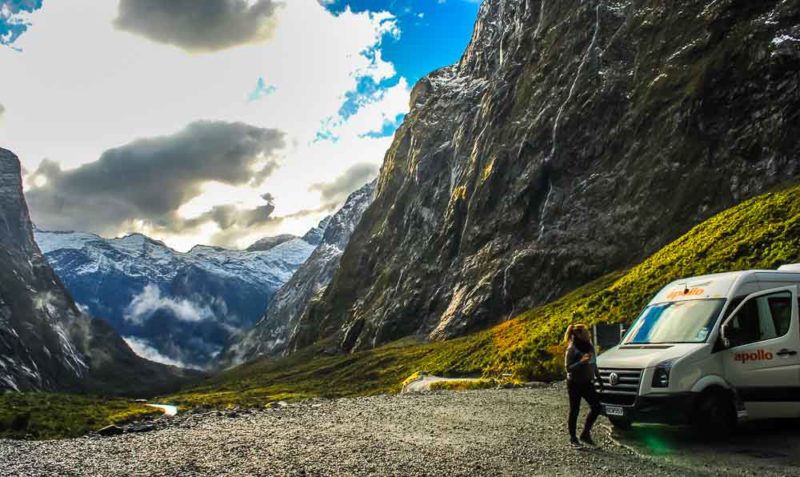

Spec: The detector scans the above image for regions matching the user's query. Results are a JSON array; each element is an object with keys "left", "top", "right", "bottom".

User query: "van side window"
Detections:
[
  {"left": 727, "top": 291, "right": 792, "bottom": 347},
  {"left": 724, "top": 297, "right": 745, "bottom": 318}
]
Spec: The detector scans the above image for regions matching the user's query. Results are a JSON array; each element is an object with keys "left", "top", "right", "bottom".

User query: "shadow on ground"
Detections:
[{"left": 611, "top": 419, "right": 800, "bottom": 470}]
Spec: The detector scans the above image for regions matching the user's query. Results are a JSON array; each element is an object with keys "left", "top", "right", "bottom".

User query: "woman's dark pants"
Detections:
[{"left": 567, "top": 379, "right": 602, "bottom": 438}]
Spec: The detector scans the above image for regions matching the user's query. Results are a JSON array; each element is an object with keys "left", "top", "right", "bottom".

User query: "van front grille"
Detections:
[{"left": 596, "top": 368, "right": 642, "bottom": 406}]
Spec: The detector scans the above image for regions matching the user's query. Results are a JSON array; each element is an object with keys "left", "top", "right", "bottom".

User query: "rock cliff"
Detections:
[{"left": 292, "top": 0, "right": 800, "bottom": 352}]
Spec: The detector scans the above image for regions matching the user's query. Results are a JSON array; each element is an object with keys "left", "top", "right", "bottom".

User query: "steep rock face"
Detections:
[
  {"left": 293, "top": 0, "right": 800, "bottom": 352},
  {"left": 0, "top": 149, "right": 196, "bottom": 394},
  {"left": 35, "top": 230, "right": 316, "bottom": 368},
  {"left": 223, "top": 181, "right": 375, "bottom": 365}
]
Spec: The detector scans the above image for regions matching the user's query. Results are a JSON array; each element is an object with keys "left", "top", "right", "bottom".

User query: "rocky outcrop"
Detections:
[
  {"left": 222, "top": 181, "right": 375, "bottom": 365},
  {"left": 246, "top": 234, "right": 297, "bottom": 252},
  {"left": 0, "top": 148, "right": 198, "bottom": 394},
  {"left": 292, "top": 0, "right": 800, "bottom": 352}
]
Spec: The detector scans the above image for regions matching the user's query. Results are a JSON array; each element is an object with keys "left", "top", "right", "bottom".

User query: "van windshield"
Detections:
[{"left": 623, "top": 299, "right": 725, "bottom": 344}]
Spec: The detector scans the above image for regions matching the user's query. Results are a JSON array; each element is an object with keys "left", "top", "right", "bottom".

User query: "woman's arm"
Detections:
[
  {"left": 565, "top": 347, "right": 583, "bottom": 372},
  {"left": 593, "top": 364, "right": 604, "bottom": 389}
]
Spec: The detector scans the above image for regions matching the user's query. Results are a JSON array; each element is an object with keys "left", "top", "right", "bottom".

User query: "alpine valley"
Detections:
[{"left": 0, "top": 0, "right": 799, "bottom": 449}]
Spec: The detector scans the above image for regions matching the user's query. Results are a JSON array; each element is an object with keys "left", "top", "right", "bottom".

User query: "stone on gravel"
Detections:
[{"left": 96, "top": 425, "right": 123, "bottom": 437}]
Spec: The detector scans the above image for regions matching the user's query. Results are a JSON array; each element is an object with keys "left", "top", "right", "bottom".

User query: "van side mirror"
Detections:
[{"left": 720, "top": 321, "right": 732, "bottom": 349}]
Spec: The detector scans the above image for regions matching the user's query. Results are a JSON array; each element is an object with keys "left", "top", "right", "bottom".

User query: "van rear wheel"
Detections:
[{"left": 692, "top": 390, "right": 736, "bottom": 438}]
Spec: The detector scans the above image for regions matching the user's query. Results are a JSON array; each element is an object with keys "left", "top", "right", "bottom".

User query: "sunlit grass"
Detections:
[{"left": 0, "top": 393, "right": 161, "bottom": 440}]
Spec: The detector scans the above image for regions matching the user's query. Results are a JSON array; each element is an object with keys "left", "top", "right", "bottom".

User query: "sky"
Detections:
[{"left": 0, "top": 0, "right": 479, "bottom": 251}]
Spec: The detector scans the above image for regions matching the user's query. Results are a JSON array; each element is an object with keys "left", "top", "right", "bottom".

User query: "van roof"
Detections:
[{"left": 651, "top": 269, "right": 800, "bottom": 304}]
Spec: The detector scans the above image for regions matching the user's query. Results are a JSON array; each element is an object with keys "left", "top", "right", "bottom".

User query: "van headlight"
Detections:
[{"left": 651, "top": 360, "right": 675, "bottom": 388}]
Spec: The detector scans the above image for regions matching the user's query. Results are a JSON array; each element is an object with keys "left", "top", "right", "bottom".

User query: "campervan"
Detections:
[{"left": 596, "top": 265, "right": 800, "bottom": 433}]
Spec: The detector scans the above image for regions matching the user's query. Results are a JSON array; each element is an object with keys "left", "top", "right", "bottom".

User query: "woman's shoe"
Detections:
[
  {"left": 569, "top": 437, "right": 582, "bottom": 448},
  {"left": 579, "top": 432, "right": 596, "bottom": 446}
]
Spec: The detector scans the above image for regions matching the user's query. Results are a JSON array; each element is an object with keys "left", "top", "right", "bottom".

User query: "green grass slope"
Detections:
[
  {"left": 167, "top": 185, "right": 800, "bottom": 408},
  {"left": 0, "top": 393, "right": 161, "bottom": 440}
]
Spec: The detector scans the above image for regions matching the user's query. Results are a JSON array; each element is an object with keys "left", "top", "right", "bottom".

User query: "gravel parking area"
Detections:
[{"left": 1, "top": 385, "right": 798, "bottom": 476}]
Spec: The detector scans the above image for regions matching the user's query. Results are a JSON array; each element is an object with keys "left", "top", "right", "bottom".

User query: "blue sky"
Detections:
[
  {"left": 0, "top": 1, "right": 43, "bottom": 45},
  {"left": 323, "top": 0, "right": 480, "bottom": 85},
  {"left": 320, "top": 0, "right": 480, "bottom": 139}
]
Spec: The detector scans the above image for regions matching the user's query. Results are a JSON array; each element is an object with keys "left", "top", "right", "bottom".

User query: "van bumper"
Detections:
[{"left": 601, "top": 392, "right": 697, "bottom": 424}]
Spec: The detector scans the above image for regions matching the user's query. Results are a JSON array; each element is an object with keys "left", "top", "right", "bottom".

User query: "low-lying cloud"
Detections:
[
  {"left": 26, "top": 120, "right": 284, "bottom": 239},
  {"left": 123, "top": 335, "right": 194, "bottom": 369},
  {"left": 114, "top": 0, "right": 281, "bottom": 53},
  {"left": 310, "top": 162, "right": 378, "bottom": 207},
  {"left": 124, "top": 285, "right": 215, "bottom": 324}
]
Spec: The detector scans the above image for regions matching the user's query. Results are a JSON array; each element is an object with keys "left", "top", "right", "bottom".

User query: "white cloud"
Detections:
[
  {"left": 124, "top": 284, "right": 215, "bottom": 324},
  {"left": 123, "top": 335, "right": 195, "bottom": 369},
  {"left": 0, "top": 0, "right": 409, "bottom": 250}
]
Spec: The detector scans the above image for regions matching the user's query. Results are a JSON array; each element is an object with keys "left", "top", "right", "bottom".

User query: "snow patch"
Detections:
[{"left": 772, "top": 34, "right": 799, "bottom": 46}]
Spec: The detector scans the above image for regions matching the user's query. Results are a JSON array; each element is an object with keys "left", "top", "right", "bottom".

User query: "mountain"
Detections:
[
  {"left": 35, "top": 228, "right": 318, "bottom": 369},
  {"left": 246, "top": 234, "right": 298, "bottom": 252},
  {"left": 222, "top": 181, "right": 376, "bottom": 366},
  {"left": 289, "top": 0, "right": 800, "bottom": 353},
  {"left": 0, "top": 148, "right": 196, "bottom": 395}
]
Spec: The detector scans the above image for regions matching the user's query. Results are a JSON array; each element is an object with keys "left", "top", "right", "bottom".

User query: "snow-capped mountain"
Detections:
[
  {"left": 222, "top": 181, "right": 375, "bottom": 366},
  {"left": 0, "top": 148, "right": 196, "bottom": 394},
  {"left": 35, "top": 226, "right": 321, "bottom": 369}
]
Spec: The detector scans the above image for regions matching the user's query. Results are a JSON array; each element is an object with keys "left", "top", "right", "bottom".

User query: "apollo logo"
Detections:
[
  {"left": 666, "top": 287, "right": 706, "bottom": 299},
  {"left": 734, "top": 350, "right": 774, "bottom": 363}
]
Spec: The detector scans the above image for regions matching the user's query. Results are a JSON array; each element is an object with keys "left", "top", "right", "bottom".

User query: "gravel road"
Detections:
[{"left": 1, "top": 384, "right": 799, "bottom": 476}]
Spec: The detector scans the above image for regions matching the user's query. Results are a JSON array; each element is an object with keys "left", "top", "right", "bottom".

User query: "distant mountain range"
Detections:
[
  {"left": 35, "top": 222, "right": 326, "bottom": 369},
  {"left": 0, "top": 148, "right": 197, "bottom": 395}
]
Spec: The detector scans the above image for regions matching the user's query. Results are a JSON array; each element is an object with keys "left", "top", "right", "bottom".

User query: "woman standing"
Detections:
[{"left": 564, "top": 324, "right": 604, "bottom": 447}]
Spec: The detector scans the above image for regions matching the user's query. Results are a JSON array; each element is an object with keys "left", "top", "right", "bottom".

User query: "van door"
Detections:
[{"left": 720, "top": 286, "right": 800, "bottom": 418}]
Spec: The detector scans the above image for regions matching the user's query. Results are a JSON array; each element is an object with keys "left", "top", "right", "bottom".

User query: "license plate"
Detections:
[{"left": 605, "top": 405, "right": 624, "bottom": 417}]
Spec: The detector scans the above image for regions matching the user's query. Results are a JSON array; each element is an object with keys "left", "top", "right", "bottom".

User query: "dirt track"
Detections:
[{"left": 1, "top": 384, "right": 798, "bottom": 476}]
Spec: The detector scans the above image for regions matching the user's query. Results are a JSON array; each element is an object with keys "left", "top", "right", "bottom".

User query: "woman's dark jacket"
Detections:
[{"left": 564, "top": 340, "right": 600, "bottom": 385}]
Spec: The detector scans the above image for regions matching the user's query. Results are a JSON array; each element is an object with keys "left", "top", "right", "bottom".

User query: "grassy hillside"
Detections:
[
  {"left": 166, "top": 185, "right": 800, "bottom": 408},
  {"left": 0, "top": 393, "right": 160, "bottom": 440}
]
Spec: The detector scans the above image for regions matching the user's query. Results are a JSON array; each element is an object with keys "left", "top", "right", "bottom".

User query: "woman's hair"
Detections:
[{"left": 564, "top": 323, "right": 591, "bottom": 343}]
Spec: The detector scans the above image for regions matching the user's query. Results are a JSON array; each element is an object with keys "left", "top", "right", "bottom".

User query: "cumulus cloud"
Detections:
[
  {"left": 124, "top": 285, "right": 215, "bottom": 324},
  {"left": 123, "top": 335, "right": 193, "bottom": 369},
  {"left": 114, "top": 0, "right": 281, "bottom": 53},
  {"left": 310, "top": 162, "right": 379, "bottom": 206},
  {"left": 26, "top": 120, "right": 284, "bottom": 237}
]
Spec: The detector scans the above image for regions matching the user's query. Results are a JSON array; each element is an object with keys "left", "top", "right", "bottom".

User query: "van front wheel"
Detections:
[{"left": 692, "top": 390, "right": 736, "bottom": 438}]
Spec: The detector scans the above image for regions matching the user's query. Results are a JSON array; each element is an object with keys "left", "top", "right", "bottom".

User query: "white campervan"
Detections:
[{"left": 596, "top": 265, "right": 800, "bottom": 433}]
